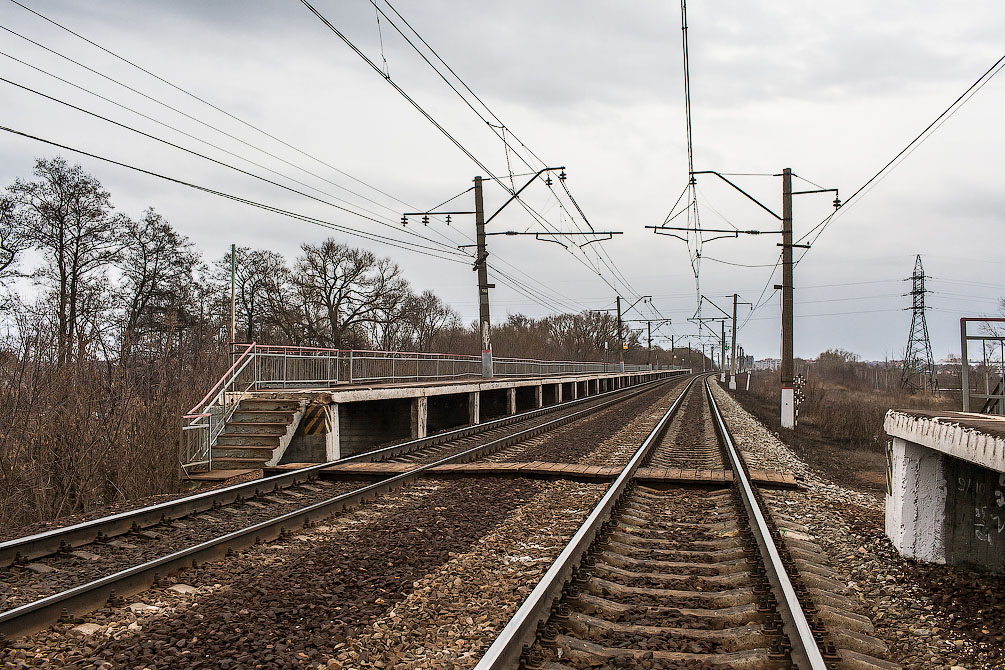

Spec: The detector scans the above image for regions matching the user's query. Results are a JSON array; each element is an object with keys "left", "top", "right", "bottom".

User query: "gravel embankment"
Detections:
[
  {"left": 0, "top": 471, "right": 264, "bottom": 543},
  {"left": 485, "top": 377, "right": 689, "bottom": 466},
  {"left": 324, "top": 479, "right": 607, "bottom": 668},
  {"left": 711, "top": 381, "right": 1003, "bottom": 670},
  {"left": 2, "top": 477, "right": 610, "bottom": 669},
  {"left": 1, "top": 479, "right": 370, "bottom": 609},
  {"left": 1, "top": 478, "right": 545, "bottom": 668}
]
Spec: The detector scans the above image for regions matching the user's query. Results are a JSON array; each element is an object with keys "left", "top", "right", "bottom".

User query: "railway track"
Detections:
[
  {"left": 0, "top": 372, "right": 687, "bottom": 640},
  {"left": 477, "top": 376, "right": 896, "bottom": 670}
]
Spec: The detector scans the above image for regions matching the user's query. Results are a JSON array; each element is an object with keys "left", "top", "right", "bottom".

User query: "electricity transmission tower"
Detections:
[{"left": 901, "top": 254, "right": 937, "bottom": 392}]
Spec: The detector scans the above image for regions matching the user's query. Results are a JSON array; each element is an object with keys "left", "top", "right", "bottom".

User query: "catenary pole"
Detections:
[
  {"left": 616, "top": 296, "right": 624, "bottom": 372},
  {"left": 781, "top": 168, "right": 795, "bottom": 428},
  {"left": 474, "top": 176, "right": 493, "bottom": 378},
  {"left": 730, "top": 293, "right": 738, "bottom": 389}
]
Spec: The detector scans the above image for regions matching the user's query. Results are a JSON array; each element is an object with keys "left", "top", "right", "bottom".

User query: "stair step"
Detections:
[
  {"left": 229, "top": 412, "right": 294, "bottom": 424},
  {"left": 213, "top": 446, "right": 276, "bottom": 458},
  {"left": 211, "top": 457, "right": 269, "bottom": 467},
  {"left": 239, "top": 399, "right": 302, "bottom": 411},
  {"left": 186, "top": 468, "right": 261, "bottom": 482},
  {"left": 216, "top": 435, "right": 280, "bottom": 447},
  {"left": 222, "top": 424, "right": 288, "bottom": 436}
]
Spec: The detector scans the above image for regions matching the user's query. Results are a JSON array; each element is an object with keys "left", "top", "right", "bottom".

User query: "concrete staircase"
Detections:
[{"left": 203, "top": 398, "right": 305, "bottom": 476}]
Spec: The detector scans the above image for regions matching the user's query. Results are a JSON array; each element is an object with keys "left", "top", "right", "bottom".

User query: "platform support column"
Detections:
[
  {"left": 325, "top": 404, "right": 341, "bottom": 461},
  {"left": 468, "top": 391, "right": 480, "bottom": 425},
  {"left": 555, "top": 383, "right": 563, "bottom": 404},
  {"left": 535, "top": 385, "right": 543, "bottom": 408},
  {"left": 507, "top": 387, "right": 517, "bottom": 414},
  {"left": 411, "top": 396, "right": 428, "bottom": 439}
]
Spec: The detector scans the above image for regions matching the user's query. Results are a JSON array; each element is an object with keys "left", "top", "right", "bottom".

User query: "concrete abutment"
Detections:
[{"left": 885, "top": 409, "right": 1005, "bottom": 573}]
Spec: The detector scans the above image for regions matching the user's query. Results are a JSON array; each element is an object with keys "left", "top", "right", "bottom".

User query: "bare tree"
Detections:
[
  {"left": 7, "top": 158, "right": 124, "bottom": 363},
  {"left": 294, "top": 239, "right": 405, "bottom": 348},
  {"left": 216, "top": 246, "right": 288, "bottom": 342},
  {"left": 405, "top": 290, "right": 461, "bottom": 351},
  {"left": 118, "top": 208, "right": 200, "bottom": 361},
  {"left": 0, "top": 196, "right": 29, "bottom": 286}
]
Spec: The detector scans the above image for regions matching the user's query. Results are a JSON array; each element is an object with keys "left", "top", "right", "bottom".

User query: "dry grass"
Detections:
[
  {"left": 0, "top": 338, "right": 224, "bottom": 529},
  {"left": 747, "top": 371, "right": 956, "bottom": 448}
]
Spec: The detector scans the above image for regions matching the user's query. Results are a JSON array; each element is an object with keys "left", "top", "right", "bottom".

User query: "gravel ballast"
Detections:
[{"left": 712, "top": 381, "right": 1003, "bottom": 669}]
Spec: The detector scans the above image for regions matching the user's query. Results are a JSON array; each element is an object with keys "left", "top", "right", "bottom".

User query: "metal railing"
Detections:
[
  {"left": 494, "top": 356, "right": 650, "bottom": 377},
  {"left": 180, "top": 343, "right": 258, "bottom": 474},
  {"left": 180, "top": 342, "right": 687, "bottom": 472},
  {"left": 961, "top": 317, "right": 1005, "bottom": 413}
]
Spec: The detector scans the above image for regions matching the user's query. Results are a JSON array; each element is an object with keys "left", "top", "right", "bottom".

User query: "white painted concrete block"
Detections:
[
  {"left": 781, "top": 388, "right": 795, "bottom": 429},
  {"left": 885, "top": 436, "right": 946, "bottom": 564}
]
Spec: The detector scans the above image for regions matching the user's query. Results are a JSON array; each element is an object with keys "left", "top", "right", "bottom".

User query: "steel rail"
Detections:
[
  {"left": 0, "top": 374, "right": 692, "bottom": 640},
  {"left": 0, "top": 371, "right": 686, "bottom": 569},
  {"left": 704, "top": 378, "right": 827, "bottom": 669},
  {"left": 474, "top": 375, "right": 700, "bottom": 670},
  {"left": 475, "top": 375, "right": 826, "bottom": 669}
]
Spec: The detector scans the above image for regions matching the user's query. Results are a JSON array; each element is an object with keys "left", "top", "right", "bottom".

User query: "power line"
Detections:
[
  {"left": 794, "top": 50, "right": 1005, "bottom": 255},
  {"left": 0, "top": 76, "right": 473, "bottom": 259},
  {"left": 353, "top": 0, "right": 650, "bottom": 307},
  {"left": 6, "top": 0, "right": 413, "bottom": 210},
  {"left": 0, "top": 124, "right": 472, "bottom": 263},
  {"left": 299, "top": 0, "right": 502, "bottom": 185},
  {"left": 5, "top": 4, "right": 609, "bottom": 318}
]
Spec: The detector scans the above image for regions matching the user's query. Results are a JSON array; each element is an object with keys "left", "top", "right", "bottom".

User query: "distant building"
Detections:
[{"left": 754, "top": 358, "right": 781, "bottom": 371}]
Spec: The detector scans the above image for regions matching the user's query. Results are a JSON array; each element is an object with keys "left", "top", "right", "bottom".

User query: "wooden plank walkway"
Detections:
[{"left": 271, "top": 461, "right": 801, "bottom": 489}]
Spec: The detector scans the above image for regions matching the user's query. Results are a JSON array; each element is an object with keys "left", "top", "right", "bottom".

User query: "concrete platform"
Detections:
[
  {"left": 885, "top": 409, "right": 1005, "bottom": 572},
  {"left": 884, "top": 409, "right": 1005, "bottom": 472},
  {"left": 261, "top": 369, "right": 683, "bottom": 465},
  {"left": 252, "top": 369, "right": 675, "bottom": 403},
  {"left": 186, "top": 370, "right": 687, "bottom": 482}
]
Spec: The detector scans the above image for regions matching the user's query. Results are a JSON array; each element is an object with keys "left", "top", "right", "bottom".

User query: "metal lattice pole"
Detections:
[{"left": 901, "top": 254, "right": 937, "bottom": 392}]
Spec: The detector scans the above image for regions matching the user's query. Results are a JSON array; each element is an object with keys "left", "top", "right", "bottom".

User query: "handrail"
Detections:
[
  {"left": 243, "top": 343, "right": 481, "bottom": 359},
  {"left": 184, "top": 342, "right": 256, "bottom": 417}
]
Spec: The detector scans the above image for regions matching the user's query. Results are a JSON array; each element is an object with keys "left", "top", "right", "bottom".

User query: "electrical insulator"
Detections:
[
  {"left": 445, "top": 215, "right": 452, "bottom": 225},
  {"left": 400, "top": 216, "right": 408, "bottom": 226},
  {"left": 545, "top": 176, "right": 553, "bottom": 186},
  {"left": 422, "top": 215, "right": 429, "bottom": 226},
  {"left": 559, "top": 170, "right": 567, "bottom": 181},
  {"left": 833, "top": 196, "right": 842, "bottom": 209}
]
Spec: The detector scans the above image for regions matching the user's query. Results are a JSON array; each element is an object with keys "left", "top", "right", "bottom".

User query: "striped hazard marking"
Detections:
[{"left": 302, "top": 404, "right": 332, "bottom": 434}]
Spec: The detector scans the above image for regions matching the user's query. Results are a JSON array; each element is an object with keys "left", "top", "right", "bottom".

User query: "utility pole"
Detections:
[
  {"left": 780, "top": 168, "right": 795, "bottom": 428},
  {"left": 406, "top": 167, "right": 617, "bottom": 379},
  {"left": 474, "top": 176, "right": 493, "bottom": 378},
  {"left": 647, "top": 321, "right": 653, "bottom": 370},
  {"left": 653, "top": 169, "right": 837, "bottom": 428},
  {"left": 730, "top": 293, "right": 739, "bottom": 389},
  {"left": 720, "top": 320, "right": 727, "bottom": 383},
  {"left": 229, "top": 243, "right": 236, "bottom": 345},
  {"left": 616, "top": 296, "right": 624, "bottom": 372}
]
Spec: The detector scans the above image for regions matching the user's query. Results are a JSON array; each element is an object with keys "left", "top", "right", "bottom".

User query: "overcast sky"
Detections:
[{"left": 1, "top": 0, "right": 1003, "bottom": 361}]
